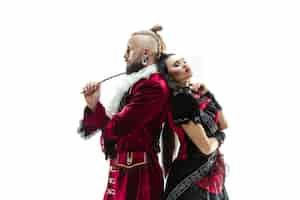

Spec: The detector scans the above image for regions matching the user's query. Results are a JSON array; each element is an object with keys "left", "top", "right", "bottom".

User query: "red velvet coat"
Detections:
[{"left": 80, "top": 73, "right": 170, "bottom": 200}]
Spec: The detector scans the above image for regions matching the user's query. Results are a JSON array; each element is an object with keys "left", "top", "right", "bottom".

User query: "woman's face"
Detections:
[{"left": 166, "top": 54, "right": 192, "bottom": 83}]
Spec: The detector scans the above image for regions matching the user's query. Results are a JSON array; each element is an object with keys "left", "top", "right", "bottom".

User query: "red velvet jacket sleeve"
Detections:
[
  {"left": 78, "top": 102, "right": 110, "bottom": 136},
  {"left": 103, "top": 79, "right": 168, "bottom": 141}
]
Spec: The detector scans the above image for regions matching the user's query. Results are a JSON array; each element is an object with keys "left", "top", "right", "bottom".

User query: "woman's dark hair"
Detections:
[
  {"left": 158, "top": 53, "right": 177, "bottom": 176},
  {"left": 161, "top": 117, "right": 175, "bottom": 176},
  {"left": 158, "top": 53, "right": 177, "bottom": 90}
]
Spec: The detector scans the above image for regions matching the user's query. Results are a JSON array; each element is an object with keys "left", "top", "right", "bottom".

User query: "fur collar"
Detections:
[{"left": 103, "top": 64, "right": 158, "bottom": 118}]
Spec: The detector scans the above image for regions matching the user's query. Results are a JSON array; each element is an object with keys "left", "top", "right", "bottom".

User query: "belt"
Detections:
[
  {"left": 166, "top": 152, "right": 217, "bottom": 200},
  {"left": 110, "top": 152, "right": 148, "bottom": 169}
]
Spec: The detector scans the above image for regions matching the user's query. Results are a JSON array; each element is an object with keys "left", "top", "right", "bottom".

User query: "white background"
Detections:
[{"left": 1, "top": 0, "right": 300, "bottom": 199}]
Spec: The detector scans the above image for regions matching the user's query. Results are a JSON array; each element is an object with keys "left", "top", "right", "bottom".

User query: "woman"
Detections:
[{"left": 159, "top": 53, "right": 229, "bottom": 200}]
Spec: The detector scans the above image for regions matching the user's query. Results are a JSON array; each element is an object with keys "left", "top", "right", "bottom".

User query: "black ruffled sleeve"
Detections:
[
  {"left": 170, "top": 87, "right": 200, "bottom": 125},
  {"left": 214, "top": 130, "right": 226, "bottom": 145}
]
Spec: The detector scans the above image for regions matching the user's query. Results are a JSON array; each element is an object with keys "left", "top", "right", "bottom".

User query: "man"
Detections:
[{"left": 78, "top": 25, "right": 170, "bottom": 200}]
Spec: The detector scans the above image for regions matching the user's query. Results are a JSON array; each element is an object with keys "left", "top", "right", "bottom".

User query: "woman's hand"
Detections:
[
  {"left": 82, "top": 82, "right": 101, "bottom": 111},
  {"left": 192, "top": 82, "right": 228, "bottom": 130},
  {"left": 191, "top": 83, "right": 208, "bottom": 96}
]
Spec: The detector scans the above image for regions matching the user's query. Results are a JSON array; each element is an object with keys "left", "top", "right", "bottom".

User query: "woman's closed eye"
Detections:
[
  {"left": 173, "top": 59, "right": 187, "bottom": 67},
  {"left": 173, "top": 61, "right": 182, "bottom": 67}
]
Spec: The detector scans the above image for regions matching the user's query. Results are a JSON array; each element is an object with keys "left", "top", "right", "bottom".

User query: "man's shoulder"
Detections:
[{"left": 133, "top": 73, "right": 169, "bottom": 94}]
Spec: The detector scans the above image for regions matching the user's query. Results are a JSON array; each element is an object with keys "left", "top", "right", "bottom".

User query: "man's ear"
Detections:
[{"left": 143, "top": 48, "right": 151, "bottom": 56}]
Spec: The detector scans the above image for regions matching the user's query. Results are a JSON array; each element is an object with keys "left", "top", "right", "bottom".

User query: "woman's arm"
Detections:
[
  {"left": 196, "top": 83, "right": 228, "bottom": 130},
  {"left": 218, "top": 111, "right": 228, "bottom": 130},
  {"left": 181, "top": 121, "right": 219, "bottom": 155}
]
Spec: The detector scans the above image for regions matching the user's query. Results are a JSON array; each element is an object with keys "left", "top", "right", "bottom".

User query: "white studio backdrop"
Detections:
[{"left": 0, "top": 0, "right": 300, "bottom": 199}]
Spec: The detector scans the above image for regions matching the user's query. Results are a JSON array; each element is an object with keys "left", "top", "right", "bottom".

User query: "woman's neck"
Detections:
[{"left": 176, "top": 79, "right": 190, "bottom": 88}]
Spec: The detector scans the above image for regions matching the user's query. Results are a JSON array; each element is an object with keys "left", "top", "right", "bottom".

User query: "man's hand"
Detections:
[{"left": 82, "top": 82, "right": 101, "bottom": 111}]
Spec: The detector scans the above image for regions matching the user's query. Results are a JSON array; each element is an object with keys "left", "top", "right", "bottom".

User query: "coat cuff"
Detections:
[{"left": 78, "top": 102, "right": 106, "bottom": 138}]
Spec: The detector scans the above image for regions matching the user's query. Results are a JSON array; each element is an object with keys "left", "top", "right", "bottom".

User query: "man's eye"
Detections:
[{"left": 174, "top": 63, "right": 180, "bottom": 67}]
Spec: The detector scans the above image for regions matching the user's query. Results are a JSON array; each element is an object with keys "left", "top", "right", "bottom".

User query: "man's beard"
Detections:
[{"left": 126, "top": 59, "right": 145, "bottom": 74}]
